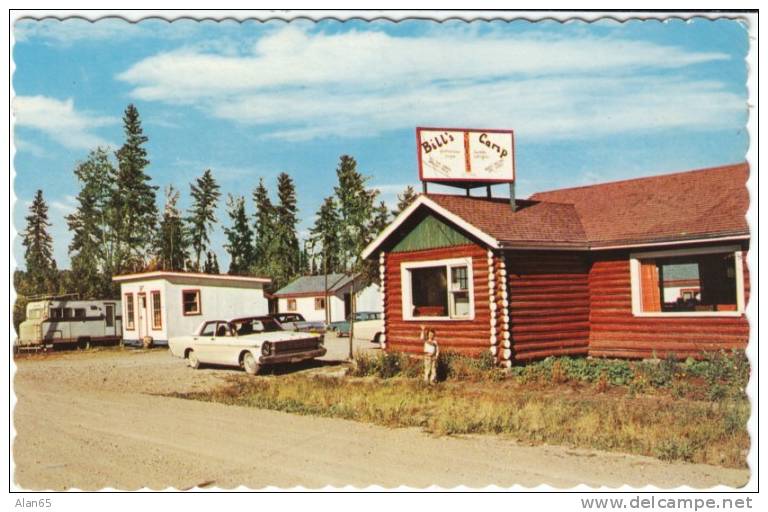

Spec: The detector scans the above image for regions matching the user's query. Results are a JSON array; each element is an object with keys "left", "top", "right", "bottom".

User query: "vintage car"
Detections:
[
  {"left": 330, "top": 311, "right": 384, "bottom": 343},
  {"left": 270, "top": 313, "right": 326, "bottom": 333},
  {"left": 168, "top": 316, "right": 326, "bottom": 375}
]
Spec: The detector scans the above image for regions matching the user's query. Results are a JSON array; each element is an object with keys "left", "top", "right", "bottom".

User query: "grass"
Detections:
[{"left": 170, "top": 350, "right": 750, "bottom": 469}]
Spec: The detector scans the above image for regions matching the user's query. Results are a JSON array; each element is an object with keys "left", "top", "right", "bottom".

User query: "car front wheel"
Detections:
[
  {"left": 243, "top": 352, "right": 260, "bottom": 375},
  {"left": 188, "top": 350, "right": 200, "bottom": 369}
]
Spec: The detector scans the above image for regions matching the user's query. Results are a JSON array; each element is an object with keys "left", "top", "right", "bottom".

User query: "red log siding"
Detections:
[
  {"left": 385, "top": 244, "right": 491, "bottom": 355},
  {"left": 506, "top": 251, "right": 591, "bottom": 361},
  {"left": 491, "top": 251, "right": 509, "bottom": 363},
  {"left": 588, "top": 251, "right": 750, "bottom": 359}
]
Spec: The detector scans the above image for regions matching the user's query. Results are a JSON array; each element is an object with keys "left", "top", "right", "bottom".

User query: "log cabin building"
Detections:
[{"left": 361, "top": 163, "right": 750, "bottom": 365}]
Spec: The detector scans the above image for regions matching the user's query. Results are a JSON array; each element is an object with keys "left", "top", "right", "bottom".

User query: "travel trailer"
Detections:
[{"left": 16, "top": 298, "right": 122, "bottom": 351}]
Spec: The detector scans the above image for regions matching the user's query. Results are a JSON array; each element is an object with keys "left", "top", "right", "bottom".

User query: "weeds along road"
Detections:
[{"left": 13, "top": 346, "right": 749, "bottom": 490}]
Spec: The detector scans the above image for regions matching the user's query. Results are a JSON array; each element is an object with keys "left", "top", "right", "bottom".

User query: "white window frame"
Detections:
[
  {"left": 400, "top": 257, "right": 475, "bottom": 321},
  {"left": 629, "top": 245, "right": 745, "bottom": 318}
]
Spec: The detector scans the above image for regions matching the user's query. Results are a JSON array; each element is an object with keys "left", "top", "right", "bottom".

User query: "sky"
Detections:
[{"left": 12, "top": 15, "right": 750, "bottom": 271}]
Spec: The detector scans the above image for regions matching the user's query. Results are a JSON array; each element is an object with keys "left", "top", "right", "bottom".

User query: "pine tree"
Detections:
[
  {"left": 203, "top": 251, "right": 220, "bottom": 274},
  {"left": 155, "top": 185, "right": 189, "bottom": 271},
  {"left": 370, "top": 200, "right": 390, "bottom": 238},
  {"left": 252, "top": 178, "right": 274, "bottom": 267},
  {"left": 393, "top": 185, "right": 418, "bottom": 216},
  {"left": 67, "top": 148, "right": 116, "bottom": 298},
  {"left": 310, "top": 196, "right": 341, "bottom": 275},
  {"left": 22, "top": 189, "right": 57, "bottom": 293},
  {"left": 334, "top": 155, "right": 377, "bottom": 272},
  {"left": 270, "top": 172, "right": 301, "bottom": 288},
  {"left": 186, "top": 169, "right": 221, "bottom": 272},
  {"left": 223, "top": 194, "right": 254, "bottom": 275},
  {"left": 112, "top": 104, "right": 158, "bottom": 272}
]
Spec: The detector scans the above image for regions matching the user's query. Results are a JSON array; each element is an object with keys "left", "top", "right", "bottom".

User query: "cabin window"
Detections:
[
  {"left": 182, "top": 290, "right": 201, "bottom": 316},
  {"left": 287, "top": 299, "right": 297, "bottom": 311},
  {"left": 401, "top": 257, "right": 474, "bottom": 320},
  {"left": 151, "top": 291, "right": 162, "bottom": 329},
  {"left": 124, "top": 293, "right": 135, "bottom": 330},
  {"left": 74, "top": 308, "right": 86, "bottom": 320},
  {"left": 630, "top": 246, "right": 744, "bottom": 317},
  {"left": 315, "top": 297, "right": 326, "bottom": 310},
  {"left": 49, "top": 308, "right": 63, "bottom": 320}
]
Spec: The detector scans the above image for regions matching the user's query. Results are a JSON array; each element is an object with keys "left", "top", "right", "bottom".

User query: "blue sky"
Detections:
[{"left": 12, "top": 16, "right": 749, "bottom": 271}]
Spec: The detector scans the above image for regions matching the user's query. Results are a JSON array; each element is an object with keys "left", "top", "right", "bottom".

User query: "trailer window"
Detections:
[
  {"left": 74, "top": 308, "right": 86, "bottom": 320},
  {"left": 631, "top": 247, "right": 744, "bottom": 317},
  {"left": 151, "top": 291, "right": 162, "bottom": 329},
  {"left": 50, "top": 308, "right": 62, "bottom": 320},
  {"left": 401, "top": 257, "right": 474, "bottom": 320},
  {"left": 182, "top": 290, "right": 201, "bottom": 316},
  {"left": 63, "top": 308, "right": 74, "bottom": 320},
  {"left": 124, "top": 294, "right": 135, "bottom": 330}
]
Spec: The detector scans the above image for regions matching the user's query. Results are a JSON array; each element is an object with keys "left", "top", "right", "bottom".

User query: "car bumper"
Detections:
[{"left": 259, "top": 347, "right": 327, "bottom": 365}]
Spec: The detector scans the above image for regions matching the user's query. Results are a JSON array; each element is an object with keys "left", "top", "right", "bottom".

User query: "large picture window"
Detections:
[
  {"left": 401, "top": 257, "right": 474, "bottom": 320},
  {"left": 630, "top": 246, "right": 744, "bottom": 317}
]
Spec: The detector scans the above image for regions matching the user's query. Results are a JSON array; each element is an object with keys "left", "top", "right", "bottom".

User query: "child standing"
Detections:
[{"left": 421, "top": 326, "right": 439, "bottom": 384}]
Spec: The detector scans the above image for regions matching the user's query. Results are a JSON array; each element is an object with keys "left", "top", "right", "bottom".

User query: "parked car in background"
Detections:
[
  {"left": 331, "top": 311, "right": 383, "bottom": 343},
  {"left": 168, "top": 316, "right": 326, "bottom": 375},
  {"left": 270, "top": 313, "right": 326, "bottom": 333}
]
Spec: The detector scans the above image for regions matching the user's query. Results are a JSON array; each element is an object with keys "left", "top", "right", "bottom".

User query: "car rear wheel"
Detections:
[
  {"left": 243, "top": 352, "right": 260, "bottom": 375},
  {"left": 188, "top": 350, "right": 200, "bottom": 369}
]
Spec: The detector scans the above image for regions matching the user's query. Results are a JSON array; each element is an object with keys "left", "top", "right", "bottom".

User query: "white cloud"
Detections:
[
  {"left": 13, "top": 96, "right": 117, "bottom": 150},
  {"left": 116, "top": 26, "right": 743, "bottom": 140}
]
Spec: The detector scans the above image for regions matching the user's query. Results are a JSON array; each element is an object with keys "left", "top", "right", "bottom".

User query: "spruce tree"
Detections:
[
  {"left": 224, "top": 194, "right": 254, "bottom": 275},
  {"left": 203, "top": 251, "right": 220, "bottom": 274},
  {"left": 252, "top": 178, "right": 274, "bottom": 267},
  {"left": 22, "top": 189, "right": 57, "bottom": 294},
  {"left": 156, "top": 185, "right": 189, "bottom": 271},
  {"left": 186, "top": 169, "right": 221, "bottom": 272},
  {"left": 334, "top": 155, "right": 377, "bottom": 272},
  {"left": 113, "top": 104, "right": 158, "bottom": 272},
  {"left": 67, "top": 148, "right": 116, "bottom": 298},
  {"left": 270, "top": 172, "right": 301, "bottom": 288},
  {"left": 393, "top": 185, "right": 418, "bottom": 216},
  {"left": 310, "top": 196, "right": 341, "bottom": 275}
]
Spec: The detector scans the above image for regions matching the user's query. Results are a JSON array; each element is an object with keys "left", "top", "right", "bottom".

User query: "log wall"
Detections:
[{"left": 506, "top": 251, "right": 591, "bottom": 361}]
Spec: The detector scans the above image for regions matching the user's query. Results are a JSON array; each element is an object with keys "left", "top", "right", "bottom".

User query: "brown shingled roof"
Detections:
[
  {"left": 529, "top": 163, "right": 749, "bottom": 247},
  {"left": 422, "top": 163, "right": 749, "bottom": 249},
  {"left": 426, "top": 195, "right": 588, "bottom": 248}
]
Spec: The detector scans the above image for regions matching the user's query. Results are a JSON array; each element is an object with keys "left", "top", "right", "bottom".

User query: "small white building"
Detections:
[
  {"left": 113, "top": 271, "right": 271, "bottom": 346},
  {"left": 274, "top": 273, "right": 383, "bottom": 324}
]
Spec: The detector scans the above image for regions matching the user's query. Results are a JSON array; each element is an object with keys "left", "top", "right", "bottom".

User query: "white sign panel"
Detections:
[{"left": 417, "top": 127, "right": 515, "bottom": 184}]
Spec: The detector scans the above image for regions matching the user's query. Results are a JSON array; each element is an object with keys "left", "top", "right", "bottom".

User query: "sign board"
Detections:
[{"left": 417, "top": 127, "right": 515, "bottom": 185}]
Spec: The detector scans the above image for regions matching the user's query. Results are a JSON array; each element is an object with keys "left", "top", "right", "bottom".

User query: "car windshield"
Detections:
[{"left": 231, "top": 318, "right": 283, "bottom": 335}]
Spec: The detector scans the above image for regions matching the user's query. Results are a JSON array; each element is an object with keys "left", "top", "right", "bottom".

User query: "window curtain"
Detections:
[{"left": 640, "top": 260, "right": 661, "bottom": 312}]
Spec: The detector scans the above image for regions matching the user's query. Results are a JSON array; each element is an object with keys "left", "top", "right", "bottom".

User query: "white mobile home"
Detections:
[
  {"left": 274, "top": 273, "right": 383, "bottom": 324},
  {"left": 113, "top": 271, "right": 271, "bottom": 346}
]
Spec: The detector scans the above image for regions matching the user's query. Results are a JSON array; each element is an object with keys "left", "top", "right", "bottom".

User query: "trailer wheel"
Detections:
[
  {"left": 242, "top": 352, "right": 260, "bottom": 376},
  {"left": 188, "top": 350, "right": 200, "bottom": 369},
  {"left": 77, "top": 337, "right": 91, "bottom": 350}
]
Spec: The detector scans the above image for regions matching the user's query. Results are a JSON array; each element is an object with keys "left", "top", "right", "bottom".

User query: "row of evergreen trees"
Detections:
[{"left": 15, "top": 103, "right": 418, "bottom": 330}]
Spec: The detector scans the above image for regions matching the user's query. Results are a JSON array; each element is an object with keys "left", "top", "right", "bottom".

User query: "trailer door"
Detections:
[{"left": 104, "top": 303, "right": 116, "bottom": 337}]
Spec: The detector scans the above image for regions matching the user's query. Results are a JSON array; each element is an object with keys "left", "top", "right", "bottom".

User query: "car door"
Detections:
[
  {"left": 209, "top": 322, "right": 239, "bottom": 366},
  {"left": 192, "top": 321, "right": 218, "bottom": 362}
]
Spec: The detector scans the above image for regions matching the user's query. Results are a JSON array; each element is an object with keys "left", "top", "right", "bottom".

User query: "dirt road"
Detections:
[{"left": 13, "top": 347, "right": 750, "bottom": 490}]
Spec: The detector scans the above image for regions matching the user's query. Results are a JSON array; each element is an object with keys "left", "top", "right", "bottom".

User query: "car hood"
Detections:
[{"left": 236, "top": 331, "right": 320, "bottom": 344}]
